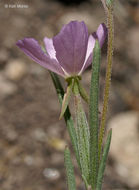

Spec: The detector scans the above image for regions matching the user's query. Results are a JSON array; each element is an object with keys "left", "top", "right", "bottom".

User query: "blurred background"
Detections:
[{"left": 0, "top": 0, "right": 139, "bottom": 189}]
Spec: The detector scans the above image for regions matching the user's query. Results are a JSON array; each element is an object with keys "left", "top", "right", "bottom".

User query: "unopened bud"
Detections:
[{"left": 106, "top": 0, "right": 114, "bottom": 8}]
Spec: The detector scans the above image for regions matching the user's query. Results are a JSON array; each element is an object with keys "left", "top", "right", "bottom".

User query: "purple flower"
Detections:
[{"left": 16, "top": 21, "right": 107, "bottom": 78}]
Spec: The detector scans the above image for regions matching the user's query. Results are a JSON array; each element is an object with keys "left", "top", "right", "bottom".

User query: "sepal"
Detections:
[{"left": 59, "top": 79, "right": 73, "bottom": 119}]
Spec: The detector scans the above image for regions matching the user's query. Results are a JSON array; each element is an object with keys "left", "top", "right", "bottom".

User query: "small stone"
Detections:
[
  {"left": 0, "top": 49, "right": 9, "bottom": 64},
  {"left": 12, "top": 157, "right": 21, "bottom": 165},
  {"left": 127, "top": 27, "right": 139, "bottom": 64},
  {"left": 24, "top": 156, "right": 34, "bottom": 166},
  {"left": 47, "top": 137, "right": 66, "bottom": 151},
  {"left": 6, "top": 129, "right": 18, "bottom": 142},
  {"left": 43, "top": 168, "right": 60, "bottom": 180},
  {"left": 0, "top": 74, "right": 17, "bottom": 99},
  {"left": 5, "top": 59, "right": 27, "bottom": 81},
  {"left": 33, "top": 128, "right": 47, "bottom": 142},
  {"left": 108, "top": 111, "right": 139, "bottom": 187}
]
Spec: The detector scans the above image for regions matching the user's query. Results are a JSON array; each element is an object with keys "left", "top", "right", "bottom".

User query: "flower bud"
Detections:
[{"left": 106, "top": 0, "right": 114, "bottom": 8}]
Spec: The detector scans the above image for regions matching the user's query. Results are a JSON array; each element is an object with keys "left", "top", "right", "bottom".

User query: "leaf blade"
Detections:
[
  {"left": 96, "top": 129, "right": 112, "bottom": 190},
  {"left": 89, "top": 40, "right": 101, "bottom": 189},
  {"left": 64, "top": 147, "right": 76, "bottom": 190},
  {"left": 73, "top": 80, "right": 90, "bottom": 183}
]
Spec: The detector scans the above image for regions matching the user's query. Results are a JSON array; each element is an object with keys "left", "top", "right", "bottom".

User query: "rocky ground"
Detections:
[{"left": 0, "top": 0, "right": 139, "bottom": 189}]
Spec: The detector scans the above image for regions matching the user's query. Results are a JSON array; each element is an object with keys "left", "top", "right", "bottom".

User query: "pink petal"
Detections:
[
  {"left": 16, "top": 38, "right": 64, "bottom": 77},
  {"left": 53, "top": 21, "right": 89, "bottom": 75},
  {"left": 95, "top": 23, "right": 107, "bottom": 48},
  {"left": 43, "top": 37, "right": 57, "bottom": 60},
  {"left": 81, "top": 23, "right": 107, "bottom": 72},
  {"left": 79, "top": 35, "right": 95, "bottom": 74}
]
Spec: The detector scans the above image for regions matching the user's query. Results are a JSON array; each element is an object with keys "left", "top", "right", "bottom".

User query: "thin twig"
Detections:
[{"left": 98, "top": 3, "right": 114, "bottom": 161}]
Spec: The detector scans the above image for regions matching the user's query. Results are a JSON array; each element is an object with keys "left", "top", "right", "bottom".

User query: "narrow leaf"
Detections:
[
  {"left": 59, "top": 80, "right": 73, "bottom": 119},
  {"left": 82, "top": 175, "right": 89, "bottom": 190},
  {"left": 96, "top": 129, "right": 112, "bottom": 190},
  {"left": 73, "top": 80, "right": 90, "bottom": 182},
  {"left": 50, "top": 72, "right": 81, "bottom": 170},
  {"left": 89, "top": 40, "right": 101, "bottom": 189},
  {"left": 64, "top": 147, "right": 76, "bottom": 190}
]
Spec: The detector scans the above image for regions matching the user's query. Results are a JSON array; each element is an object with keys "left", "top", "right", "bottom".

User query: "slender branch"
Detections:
[{"left": 98, "top": 3, "right": 114, "bottom": 160}]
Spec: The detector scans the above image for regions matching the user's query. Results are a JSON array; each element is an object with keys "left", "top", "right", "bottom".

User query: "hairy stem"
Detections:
[{"left": 98, "top": 4, "right": 114, "bottom": 161}]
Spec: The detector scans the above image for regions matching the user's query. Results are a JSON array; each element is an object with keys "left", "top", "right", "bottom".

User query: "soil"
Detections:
[{"left": 0, "top": 0, "right": 139, "bottom": 190}]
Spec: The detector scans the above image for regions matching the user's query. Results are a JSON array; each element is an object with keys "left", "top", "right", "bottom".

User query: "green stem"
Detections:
[{"left": 98, "top": 5, "right": 114, "bottom": 161}]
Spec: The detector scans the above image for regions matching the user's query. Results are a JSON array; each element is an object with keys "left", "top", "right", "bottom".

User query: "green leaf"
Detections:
[
  {"left": 89, "top": 40, "right": 101, "bottom": 189},
  {"left": 59, "top": 79, "right": 73, "bottom": 119},
  {"left": 73, "top": 80, "right": 90, "bottom": 183},
  {"left": 96, "top": 129, "right": 112, "bottom": 190},
  {"left": 82, "top": 175, "right": 89, "bottom": 190},
  {"left": 49, "top": 72, "right": 81, "bottom": 170},
  {"left": 64, "top": 147, "right": 76, "bottom": 190}
]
